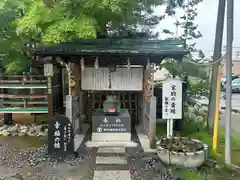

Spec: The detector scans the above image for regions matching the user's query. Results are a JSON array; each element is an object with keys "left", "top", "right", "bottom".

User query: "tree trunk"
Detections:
[{"left": 207, "top": 0, "right": 226, "bottom": 133}]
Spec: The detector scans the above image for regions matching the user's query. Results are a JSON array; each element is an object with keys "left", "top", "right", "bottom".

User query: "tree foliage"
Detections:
[
  {"left": 1, "top": 0, "right": 176, "bottom": 74},
  {"left": 17, "top": 0, "right": 168, "bottom": 42},
  {"left": 161, "top": 0, "right": 210, "bottom": 99},
  {"left": 0, "top": 0, "right": 32, "bottom": 74}
]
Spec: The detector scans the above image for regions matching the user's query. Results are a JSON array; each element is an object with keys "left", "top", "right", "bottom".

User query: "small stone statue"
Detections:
[{"left": 103, "top": 95, "right": 120, "bottom": 114}]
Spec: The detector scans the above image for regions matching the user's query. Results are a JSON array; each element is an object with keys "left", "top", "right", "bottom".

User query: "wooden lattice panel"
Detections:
[{"left": 84, "top": 91, "right": 139, "bottom": 125}]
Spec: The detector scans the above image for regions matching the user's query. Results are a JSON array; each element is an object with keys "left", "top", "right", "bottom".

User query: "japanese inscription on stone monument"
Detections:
[
  {"left": 162, "top": 78, "right": 182, "bottom": 119},
  {"left": 92, "top": 109, "right": 131, "bottom": 133},
  {"left": 48, "top": 115, "right": 74, "bottom": 157},
  {"left": 54, "top": 121, "right": 60, "bottom": 149}
]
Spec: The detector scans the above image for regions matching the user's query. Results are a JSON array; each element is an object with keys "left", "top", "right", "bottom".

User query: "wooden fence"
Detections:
[{"left": 0, "top": 75, "right": 48, "bottom": 114}]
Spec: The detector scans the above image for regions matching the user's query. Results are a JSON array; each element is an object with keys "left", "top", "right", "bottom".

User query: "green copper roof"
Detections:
[{"left": 32, "top": 38, "right": 188, "bottom": 58}]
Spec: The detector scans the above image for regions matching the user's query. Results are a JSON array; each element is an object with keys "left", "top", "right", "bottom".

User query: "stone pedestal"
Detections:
[{"left": 92, "top": 109, "right": 131, "bottom": 142}]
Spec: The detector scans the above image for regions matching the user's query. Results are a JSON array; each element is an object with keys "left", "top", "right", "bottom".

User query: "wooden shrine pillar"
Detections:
[
  {"left": 143, "top": 62, "right": 156, "bottom": 149},
  {"left": 70, "top": 62, "right": 83, "bottom": 133},
  {"left": 51, "top": 64, "right": 64, "bottom": 113},
  {"left": 44, "top": 63, "right": 54, "bottom": 119},
  {"left": 59, "top": 67, "right": 64, "bottom": 108},
  {"left": 149, "top": 96, "right": 156, "bottom": 149}
]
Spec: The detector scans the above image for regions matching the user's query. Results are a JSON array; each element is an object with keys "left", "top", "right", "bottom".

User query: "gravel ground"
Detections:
[
  {"left": 0, "top": 139, "right": 176, "bottom": 180},
  {"left": 0, "top": 140, "right": 94, "bottom": 180},
  {"left": 0, "top": 124, "right": 177, "bottom": 180}
]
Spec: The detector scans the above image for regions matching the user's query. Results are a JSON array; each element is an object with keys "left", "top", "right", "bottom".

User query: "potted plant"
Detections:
[{"left": 157, "top": 136, "right": 208, "bottom": 168}]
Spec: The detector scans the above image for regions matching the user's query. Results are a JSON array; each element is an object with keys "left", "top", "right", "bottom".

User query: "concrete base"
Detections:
[
  {"left": 74, "top": 124, "right": 90, "bottom": 152},
  {"left": 85, "top": 141, "right": 138, "bottom": 148},
  {"left": 135, "top": 125, "right": 156, "bottom": 153},
  {"left": 92, "top": 133, "right": 131, "bottom": 142}
]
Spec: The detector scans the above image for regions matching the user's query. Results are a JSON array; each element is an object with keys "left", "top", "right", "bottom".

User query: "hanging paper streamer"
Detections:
[
  {"left": 94, "top": 57, "right": 99, "bottom": 89},
  {"left": 94, "top": 57, "right": 99, "bottom": 69},
  {"left": 146, "top": 58, "right": 150, "bottom": 71},
  {"left": 108, "top": 69, "right": 112, "bottom": 89},
  {"left": 80, "top": 58, "right": 85, "bottom": 87},
  {"left": 127, "top": 58, "right": 132, "bottom": 84}
]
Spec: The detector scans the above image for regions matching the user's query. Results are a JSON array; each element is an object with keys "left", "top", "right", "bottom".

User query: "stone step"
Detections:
[
  {"left": 93, "top": 170, "right": 131, "bottom": 180},
  {"left": 97, "top": 147, "right": 126, "bottom": 154},
  {"left": 92, "top": 133, "right": 131, "bottom": 142},
  {"left": 96, "top": 156, "right": 127, "bottom": 165}
]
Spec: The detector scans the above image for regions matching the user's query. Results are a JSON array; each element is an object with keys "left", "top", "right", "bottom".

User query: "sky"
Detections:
[{"left": 155, "top": 0, "right": 240, "bottom": 59}]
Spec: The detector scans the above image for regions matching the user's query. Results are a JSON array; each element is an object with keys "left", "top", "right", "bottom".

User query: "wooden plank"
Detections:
[
  {"left": 0, "top": 75, "right": 46, "bottom": 78},
  {"left": 0, "top": 84, "right": 47, "bottom": 89},
  {"left": 0, "top": 80, "right": 47, "bottom": 83},
  {"left": 81, "top": 67, "right": 143, "bottom": 91},
  {"left": 47, "top": 76, "right": 54, "bottom": 118},
  {"left": 4, "top": 100, "right": 48, "bottom": 105},
  {"left": 0, "top": 94, "right": 47, "bottom": 99},
  {"left": 0, "top": 107, "right": 48, "bottom": 113}
]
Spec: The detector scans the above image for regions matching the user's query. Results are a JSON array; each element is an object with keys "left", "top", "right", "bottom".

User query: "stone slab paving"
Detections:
[
  {"left": 92, "top": 128, "right": 163, "bottom": 180},
  {"left": 94, "top": 146, "right": 130, "bottom": 180},
  {"left": 93, "top": 170, "right": 131, "bottom": 180},
  {"left": 96, "top": 156, "right": 127, "bottom": 165}
]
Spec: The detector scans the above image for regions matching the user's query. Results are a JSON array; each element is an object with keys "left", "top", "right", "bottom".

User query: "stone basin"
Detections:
[{"left": 156, "top": 137, "right": 208, "bottom": 168}]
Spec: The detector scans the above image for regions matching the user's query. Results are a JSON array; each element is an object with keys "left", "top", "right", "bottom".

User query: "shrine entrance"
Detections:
[{"left": 32, "top": 38, "right": 188, "bottom": 152}]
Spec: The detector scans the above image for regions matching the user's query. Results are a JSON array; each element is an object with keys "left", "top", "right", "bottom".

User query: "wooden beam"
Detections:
[
  {"left": 4, "top": 100, "right": 48, "bottom": 105},
  {"left": 0, "top": 94, "right": 47, "bottom": 99},
  {"left": 47, "top": 76, "right": 54, "bottom": 118},
  {"left": 0, "top": 80, "right": 47, "bottom": 83}
]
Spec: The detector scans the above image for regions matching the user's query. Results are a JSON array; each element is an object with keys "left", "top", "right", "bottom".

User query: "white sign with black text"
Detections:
[
  {"left": 162, "top": 78, "right": 183, "bottom": 119},
  {"left": 162, "top": 78, "right": 183, "bottom": 137}
]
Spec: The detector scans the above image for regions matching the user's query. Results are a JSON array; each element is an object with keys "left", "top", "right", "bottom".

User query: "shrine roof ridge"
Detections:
[{"left": 32, "top": 38, "right": 189, "bottom": 58}]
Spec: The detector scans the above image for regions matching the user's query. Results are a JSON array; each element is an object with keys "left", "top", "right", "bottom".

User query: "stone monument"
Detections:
[{"left": 92, "top": 95, "right": 131, "bottom": 142}]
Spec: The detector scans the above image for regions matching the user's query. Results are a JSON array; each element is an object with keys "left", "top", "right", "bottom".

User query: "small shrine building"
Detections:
[{"left": 31, "top": 38, "right": 188, "bottom": 151}]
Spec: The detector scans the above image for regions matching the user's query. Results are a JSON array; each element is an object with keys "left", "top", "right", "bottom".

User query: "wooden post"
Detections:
[
  {"left": 59, "top": 67, "right": 64, "bottom": 108},
  {"left": 47, "top": 75, "right": 54, "bottom": 118},
  {"left": 71, "top": 62, "right": 83, "bottom": 133},
  {"left": 44, "top": 63, "right": 54, "bottom": 119},
  {"left": 149, "top": 96, "right": 156, "bottom": 149}
]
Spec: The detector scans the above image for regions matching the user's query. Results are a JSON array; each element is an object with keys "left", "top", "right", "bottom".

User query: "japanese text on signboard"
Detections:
[
  {"left": 170, "top": 85, "right": 176, "bottom": 115},
  {"left": 162, "top": 79, "right": 182, "bottom": 119}
]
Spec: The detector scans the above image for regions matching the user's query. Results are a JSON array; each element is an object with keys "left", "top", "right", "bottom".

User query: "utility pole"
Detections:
[
  {"left": 207, "top": 0, "right": 226, "bottom": 132},
  {"left": 225, "top": 0, "right": 234, "bottom": 165}
]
